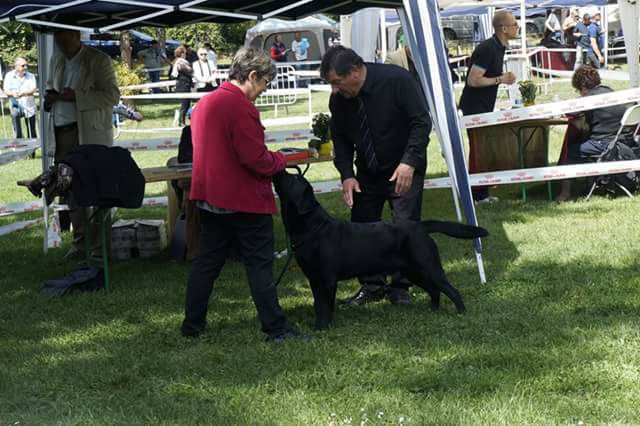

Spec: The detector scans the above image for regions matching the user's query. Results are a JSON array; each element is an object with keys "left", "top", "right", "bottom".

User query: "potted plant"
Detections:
[
  {"left": 309, "top": 112, "right": 333, "bottom": 156},
  {"left": 518, "top": 80, "right": 537, "bottom": 107}
]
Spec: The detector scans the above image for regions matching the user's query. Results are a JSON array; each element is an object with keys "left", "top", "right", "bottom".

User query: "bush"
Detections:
[{"left": 114, "top": 60, "right": 143, "bottom": 96}]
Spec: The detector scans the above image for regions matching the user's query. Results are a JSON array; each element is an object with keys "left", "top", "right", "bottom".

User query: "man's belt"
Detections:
[{"left": 54, "top": 122, "right": 78, "bottom": 131}]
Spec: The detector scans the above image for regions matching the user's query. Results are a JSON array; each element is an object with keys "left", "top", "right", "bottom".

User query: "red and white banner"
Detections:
[{"left": 462, "top": 87, "right": 640, "bottom": 129}]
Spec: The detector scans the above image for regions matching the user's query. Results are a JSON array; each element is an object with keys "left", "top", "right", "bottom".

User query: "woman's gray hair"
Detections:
[{"left": 228, "top": 47, "right": 276, "bottom": 83}]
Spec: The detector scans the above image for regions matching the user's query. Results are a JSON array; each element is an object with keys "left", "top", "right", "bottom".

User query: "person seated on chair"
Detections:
[{"left": 556, "top": 65, "right": 635, "bottom": 201}]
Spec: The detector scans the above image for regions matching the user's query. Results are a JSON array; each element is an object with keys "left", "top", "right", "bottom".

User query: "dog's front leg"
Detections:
[{"left": 309, "top": 279, "right": 335, "bottom": 330}]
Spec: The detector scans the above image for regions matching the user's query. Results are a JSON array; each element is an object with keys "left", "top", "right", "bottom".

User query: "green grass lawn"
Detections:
[{"left": 2, "top": 79, "right": 640, "bottom": 425}]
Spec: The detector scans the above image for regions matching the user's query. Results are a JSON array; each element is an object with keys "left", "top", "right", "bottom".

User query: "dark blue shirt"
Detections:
[{"left": 574, "top": 22, "right": 591, "bottom": 49}]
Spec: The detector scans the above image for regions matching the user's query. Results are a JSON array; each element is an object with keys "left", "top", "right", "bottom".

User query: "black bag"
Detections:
[
  {"left": 594, "top": 139, "right": 639, "bottom": 195},
  {"left": 41, "top": 267, "right": 104, "bottom": 297}
]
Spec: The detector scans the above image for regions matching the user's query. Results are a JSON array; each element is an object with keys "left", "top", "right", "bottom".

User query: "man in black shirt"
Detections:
[
  {"left": 459, "top": 10, "right": 518, "bottom": 203},
  {"left": 320, "top": 46, "right": 432, "bottom": 306}
]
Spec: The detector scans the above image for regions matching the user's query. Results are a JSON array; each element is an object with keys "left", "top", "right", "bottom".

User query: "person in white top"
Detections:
[
  {"left": 192, "top": 47, "right": 218, "bottom": 92},
  {"left": 545, "top": 9, "right": 562, "bottom": 43},
  {"left": 291, "top": 32, "right": 310, "bottom": 61},
  {"left": 44, "top": 29, "right": 120, "bottom": 259},
  {"left": 204, "top": 43, "right": 218, "bottom": 66},
  {"left": 3, "top": 57, "right": 37, "bottom": 138}
]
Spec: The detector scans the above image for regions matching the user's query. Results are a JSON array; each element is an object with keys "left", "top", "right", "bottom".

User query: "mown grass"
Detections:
[{"left": 1, "top": 79, "right": 640, "bottom": 425}]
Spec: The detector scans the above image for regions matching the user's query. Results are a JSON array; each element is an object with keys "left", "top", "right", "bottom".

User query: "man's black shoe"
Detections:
[
  {"left": 339, "top": 285, "right": 386, "bottom": 306},
  {"left": 387, "top": 288, "right": 412, "bottom": 305}
]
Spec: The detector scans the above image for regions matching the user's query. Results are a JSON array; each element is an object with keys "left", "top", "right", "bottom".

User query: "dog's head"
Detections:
[{"left": 273, "top": 170, "right": 320, "bottom": 233}]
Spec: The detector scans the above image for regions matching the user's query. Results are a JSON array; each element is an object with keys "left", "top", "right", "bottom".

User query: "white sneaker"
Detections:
[{"left": 475, "top": 196, "right": 499, "bottom": 205}]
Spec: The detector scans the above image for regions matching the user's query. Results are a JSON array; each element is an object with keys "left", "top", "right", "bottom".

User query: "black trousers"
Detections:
[
  {"left": 181, "top": 209, "right": 289, "bottom": 337},
  {"left": 351, "top": 171, "right": 424, "bottom": 291},
  {"left": 175, "top": 81, "right": 191, "bottom": 125}
]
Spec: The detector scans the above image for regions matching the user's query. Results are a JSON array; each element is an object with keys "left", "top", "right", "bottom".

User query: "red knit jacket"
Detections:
[{"left": 189, "top": 82, "right": 286, "bottom": 214}]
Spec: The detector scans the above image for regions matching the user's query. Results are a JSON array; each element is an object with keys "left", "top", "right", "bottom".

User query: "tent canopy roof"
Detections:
[
  {"left": 0, "top": 0, "right": 400, "bottom": 33},
  {"left": 246, "top": 14, "right": 336, "bottom": 38}
]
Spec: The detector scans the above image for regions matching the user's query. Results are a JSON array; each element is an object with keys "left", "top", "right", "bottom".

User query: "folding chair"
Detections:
[{"left": 585, "top": 104, "right": 640, "bottom": 200}]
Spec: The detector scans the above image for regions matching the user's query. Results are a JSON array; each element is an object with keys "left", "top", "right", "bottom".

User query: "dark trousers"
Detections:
[
  {"left": 54, "top": 125, "right": 111, "bottom": 251},
  {"left": 182, "top": 209, "right": 289, "bottom": 337},
  {"left": 568, "top": 138, "right": 609, "bottom": 162},
  {"left": 175, "top": 82, "right": 191, "bottom": 126},
  {"left": 351, "top": 171, "right": 424, "bottom": 291},
  {"left": 196, "top": 85, "right": 215, "bottom": 93},
  {"left": 585, "top": 51, "right": 601, "bottom": 69},
  {"left": 147, "top": 70, "right": 161, "bottom": 93},
  {"left": 10, "top": 104, "right": 37, "bottom": 139}
]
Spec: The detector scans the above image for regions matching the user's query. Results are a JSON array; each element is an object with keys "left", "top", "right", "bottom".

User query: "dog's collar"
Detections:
[{"left": 290, "top": 218, "right": 330, "bottom": 250}]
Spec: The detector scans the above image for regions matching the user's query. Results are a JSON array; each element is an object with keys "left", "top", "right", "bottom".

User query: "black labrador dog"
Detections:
[{"left": 273, "top": 171, "right": 489, "bottom": 330}]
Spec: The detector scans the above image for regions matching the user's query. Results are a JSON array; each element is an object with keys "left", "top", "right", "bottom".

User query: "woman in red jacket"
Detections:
[{"left": 181, "top": 48, "right": 299, "bottom": 342}]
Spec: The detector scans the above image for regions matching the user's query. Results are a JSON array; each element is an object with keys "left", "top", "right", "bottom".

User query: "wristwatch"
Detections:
[{"left": 495, "top": 76, "right": 501, "bottom": 85}]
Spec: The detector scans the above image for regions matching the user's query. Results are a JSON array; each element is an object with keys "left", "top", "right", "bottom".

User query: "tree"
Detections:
[
  {"left": 0, "top": 23, "right": 36, "bottom": 66},
  {"left": 119, "top": 31, "right": 133, "bottom": 68}
]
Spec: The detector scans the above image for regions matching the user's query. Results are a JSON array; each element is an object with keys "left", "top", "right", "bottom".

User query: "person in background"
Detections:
[
  {"left": 270, "top": 34, "right": 287, "bottom": 62},
  {"left": 137, "top": 40, "right": 169, "bottom": 93},
  {"left": 291, "top": 32, "right": 309, "bottom": 62},
  {"left": 3, "top": 57, "right": 37, "bottom": 139},
  {"left": 556, "top": 66, "right": 634, "bottom": 201},
  {"left": 587, "top": 12, "right": 605, "bottom": 68},
  {"left": 44, "top": 29, "right": 120, "bottom": 259},
  {"left": 562, "top": 8, "right": 580, "bottom": 48},
  {"left": 181, "top": 47, "right": 301, "bottom": 342},
  {"left": 321, "top": 46, "right": 431, "bottom": 306},
  {"left": 545, "top": 9, "right": 563, "bottom": 43},
  {"left": 458, "top": 10, "right": 518, "bottom": 204},
  {"left": 203, "top": 42, "right": 217, "bottom": 66},
  {"left": 574, "top": 14, "right": 591, "bottom": 69},
  {"left": 192, "top": 47, "right": 217, "bottom": 92},
  {"left": 171, "top": 46, "right": 193, "bottom": 126}
]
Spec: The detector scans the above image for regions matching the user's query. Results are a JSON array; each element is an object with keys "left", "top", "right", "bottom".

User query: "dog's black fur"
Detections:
[{"left": 273, "top": 171, "right": 489, "bottom": 329}]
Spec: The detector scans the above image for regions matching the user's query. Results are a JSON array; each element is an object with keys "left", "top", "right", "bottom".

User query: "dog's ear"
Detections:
[{"left": 293, "top": 181, "right": 319, "bottom": 215}]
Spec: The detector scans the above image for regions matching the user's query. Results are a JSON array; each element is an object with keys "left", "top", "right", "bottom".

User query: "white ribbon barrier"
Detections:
[
  {"left": 0, "top": 218, "right": 42, "bottom": 237},
  {"left": 462, "top": 88, "right": 640, "bottom": 129},
  {"left": 120, "top": 80, "right": 176, "bottom": 91},
  {"left": 530, "top": 66, "right": 631, "bottom": 82},
  {"left": 4, "top": 159, "right": 640, "bottom": 241},
  {"left": 0, "top": 138, "right": 38, "bottom": 149},
  {"left": 0, "top": 147, "right": 38, "bottom": 167},
  {"left": 0, "top": 200, "right": 44, "bottom": 217},
  {"left": 121, "top": 87, "right": 310, "bottom": 101}
]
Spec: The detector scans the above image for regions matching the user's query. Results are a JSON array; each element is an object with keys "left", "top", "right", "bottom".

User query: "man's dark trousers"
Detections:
[
  {"left": 182, "top": 209, "right": 289, "bottom": 337},
  {"left": 351, "top": 170, "right": 424, "bottom": 292}
]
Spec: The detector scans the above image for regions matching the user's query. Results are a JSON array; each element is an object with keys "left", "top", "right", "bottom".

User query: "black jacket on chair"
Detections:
[{"left": 61, "top": 145, "right": 145, "bottom": 208}]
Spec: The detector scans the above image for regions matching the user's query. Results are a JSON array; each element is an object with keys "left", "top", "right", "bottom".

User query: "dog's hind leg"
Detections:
[{"left": 408, "top": 239, "right": 466, "bottom": 313}]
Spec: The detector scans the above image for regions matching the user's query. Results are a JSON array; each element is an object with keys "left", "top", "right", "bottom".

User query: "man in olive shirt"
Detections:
[{"left": 321, "top": 46, "right": 431, "bottom": 306}]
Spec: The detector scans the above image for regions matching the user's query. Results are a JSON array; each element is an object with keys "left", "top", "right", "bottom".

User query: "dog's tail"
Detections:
[{"left": 421, "top": 220, "right": 489, "bottom": 239}]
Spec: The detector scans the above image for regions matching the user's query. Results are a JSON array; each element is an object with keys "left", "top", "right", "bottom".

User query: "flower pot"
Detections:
[{"left": 319, "top": 140, "right": 333, "bottom": 156}]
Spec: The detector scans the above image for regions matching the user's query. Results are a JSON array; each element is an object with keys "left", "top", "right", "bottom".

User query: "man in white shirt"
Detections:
[
  {"left": 291, "top": 32, "right": 309, "bottom": 61},
  {"left": 192, "top": 47, "right": 217, "bottom": 92},
  {"left": 45, "top": 29, "right": 120, "bottom": 259},
  {"left": 3, "top": 57, "right": 37, "bottom": 138}
]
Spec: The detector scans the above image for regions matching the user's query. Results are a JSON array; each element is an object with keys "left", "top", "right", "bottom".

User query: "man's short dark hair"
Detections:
[
  {"left": 320, "top": 46, "right": 364, "bottom": 80},
  {"left": 151, "top": 40, "right": 158, "bottom": 45}
]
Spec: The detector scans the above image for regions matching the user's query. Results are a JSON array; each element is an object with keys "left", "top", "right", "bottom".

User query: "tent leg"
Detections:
[{"left": 475, "top": 249, "right": 487, "bottom": 284}]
